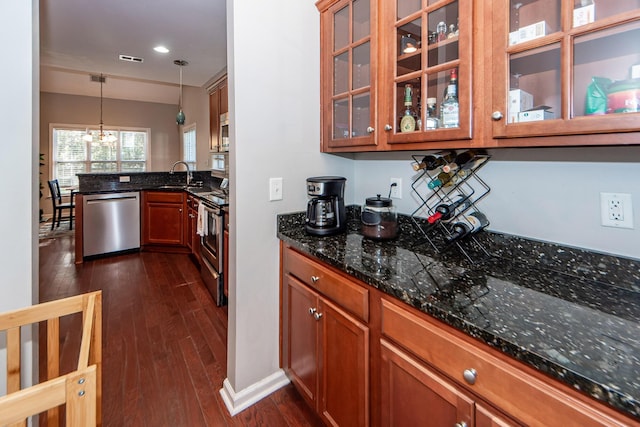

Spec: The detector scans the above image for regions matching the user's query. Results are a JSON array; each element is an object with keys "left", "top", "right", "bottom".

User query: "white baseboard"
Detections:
[{"left": 219, "top": 369, "right": 290, "bottom": 416}]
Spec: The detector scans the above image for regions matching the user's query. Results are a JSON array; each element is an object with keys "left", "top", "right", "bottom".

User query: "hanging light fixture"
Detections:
[
  {"left": 174, "top": 59, "right": 188, "bottom": 125},
  {"left": 83, "top": 74, "right": 117, "bottom": 143}
]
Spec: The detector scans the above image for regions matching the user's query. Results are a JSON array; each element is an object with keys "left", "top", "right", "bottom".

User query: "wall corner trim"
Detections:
[{"left": 219, "top": 370, "right": 290, "bottom": 416}]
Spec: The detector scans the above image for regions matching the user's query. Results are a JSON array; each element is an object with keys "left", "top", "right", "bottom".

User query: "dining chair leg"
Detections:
[
  {"left": 51, "top": 209, "right": 57, "bottom": 231},
  {"left": 69, "top": 207, "right": 74, "bottom": 230}
]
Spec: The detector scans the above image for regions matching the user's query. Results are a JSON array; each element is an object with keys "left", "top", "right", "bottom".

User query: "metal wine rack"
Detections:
[{"left": 410, "top": 152, "right": 492, "bottom": 264}]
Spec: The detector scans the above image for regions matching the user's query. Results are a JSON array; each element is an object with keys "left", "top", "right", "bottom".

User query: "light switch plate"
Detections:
[{"left": 269, "top": 177, "right": 283, "bottom": 201}]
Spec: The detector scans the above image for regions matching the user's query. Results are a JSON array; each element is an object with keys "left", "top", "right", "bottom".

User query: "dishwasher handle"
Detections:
[{"left": 86, "top": 196, "right": 138, "bottom": 205}]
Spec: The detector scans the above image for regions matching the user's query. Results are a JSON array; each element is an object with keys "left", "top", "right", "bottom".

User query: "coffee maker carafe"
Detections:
[{"left": 305, "top": 176, "right": 347, "bottom": 236}]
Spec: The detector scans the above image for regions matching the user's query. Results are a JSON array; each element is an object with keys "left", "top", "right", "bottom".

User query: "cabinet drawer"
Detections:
[
  {"left": 145, "top": 191, "right": 184, "bottom": 203},
  {"left": 380, "top": 299, "right": 630, "bottom": 427},
  {"left": 284, "top": 248, "right": 369, "bottom": 323}
]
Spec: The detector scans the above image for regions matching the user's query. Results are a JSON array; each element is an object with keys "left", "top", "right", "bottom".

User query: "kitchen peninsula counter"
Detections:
[{"left": 277, "top": 209, "right": 640, "bottom": 421}]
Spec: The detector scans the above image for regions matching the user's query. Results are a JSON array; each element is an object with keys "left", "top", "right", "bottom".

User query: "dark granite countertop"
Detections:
[
  {"left": 75, "top": 171, "right": 228, "bottom": 204},
  {"left": 277, "top": 208, "right": 640, "bottom": 420}
]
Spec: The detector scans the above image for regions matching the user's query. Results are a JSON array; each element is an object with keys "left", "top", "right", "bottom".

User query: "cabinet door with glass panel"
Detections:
[
  {"left": 318, "top": 0, "right": 377, "bottom": 151},
  {"left": 492, "top": 0, "right": 640, "bottom": 140},
  {"left": 380, "top": 0, "right": 473, "bottom": 147}
]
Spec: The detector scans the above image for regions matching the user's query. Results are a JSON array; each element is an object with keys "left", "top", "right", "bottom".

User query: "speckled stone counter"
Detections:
[
  {"left": 77, "top": 171, "right": 224, "bottom": 194},
  {"left": 277, "top": 208, "right": 640, "bottom": 420}
]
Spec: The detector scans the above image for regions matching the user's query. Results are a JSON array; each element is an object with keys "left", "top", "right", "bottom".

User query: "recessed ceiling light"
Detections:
[{"left": 154, "top": 46, "right": 170, "bottom": 53}]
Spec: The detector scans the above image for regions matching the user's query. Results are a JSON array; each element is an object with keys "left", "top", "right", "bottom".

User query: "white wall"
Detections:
[
  {"left": 0, "top": 0, "right": 38, "bottom": 394},
  {"left": 182, "top": 85, "right": 212, "bottom": 171},
  {"left": 353, "top": 146, "right": 640, "bottom": 260},
  {"left": 222, "top": 0, "right": 354, "bottom": 414}
]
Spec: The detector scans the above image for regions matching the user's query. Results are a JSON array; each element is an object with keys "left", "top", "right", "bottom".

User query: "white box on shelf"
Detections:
[
  {"left": 631, "top": 64, "right": 640, "bottom": 79},
  {"left": 573, "top": 4, "right": 595, "bottom": 27},
  {"left": 508, "top": 89, "right": 534, "bottom": 123},
  {"left": 518, "top": 109, "right": 554, "bottom": 122},
  {"left": 509, "top": 21, "right": 548, "bottom": 45}
]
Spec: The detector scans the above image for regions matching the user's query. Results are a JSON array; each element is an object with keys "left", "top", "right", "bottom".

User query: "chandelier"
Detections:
[
  {"left": 83, "top": 74, "right": 117, "bottom": 143},
  {"left": 174, "top": 59, "right": 188, "bottom": 125}
]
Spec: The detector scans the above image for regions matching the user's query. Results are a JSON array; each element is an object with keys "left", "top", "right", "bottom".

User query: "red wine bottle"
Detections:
[
  {"left": 427, "top": 194, "right": 471, "bottom": 224},
  {"left": 413, "top": 150, "right": 456, "bottom": 171},
  {"left": 444, "top": 211, "right": 489, "bottom": 243}
]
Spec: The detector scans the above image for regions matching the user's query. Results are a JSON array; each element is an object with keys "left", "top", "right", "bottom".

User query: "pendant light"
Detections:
[
  {"left": 83, "top": 74, "right": 117, "bottom": 143},
  {"left": 174, "top": 59, "right": 188, "bottom": 125}
]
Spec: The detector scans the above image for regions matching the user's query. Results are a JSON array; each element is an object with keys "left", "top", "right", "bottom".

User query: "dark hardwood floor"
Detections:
[{"left": 39, "top": 234, "right": 323, "bottom": 427}]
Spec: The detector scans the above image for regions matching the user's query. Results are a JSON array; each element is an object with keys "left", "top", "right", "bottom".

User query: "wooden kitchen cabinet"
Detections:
[
  {"left": 209, "top": 75, "right": 228, "bottom": 151},
  {"left": 282, "top": 246, "right": 370, "bottom": 427},
  {"left": 490, "top": 0, "right": 640, "bottom": 145},
  {"left": 142, "top": 191, "right": 186, "bottom": 248},
  {"left": 317, "top": 0, "right": 481, "bottom": 153},
  {"left": 380, "top": 339, "right": 516, "bottom": 427},
  {"left": 317, "top": 0, "right": 640, "bottom": 151},
  {"left": 380, "top": 297, "right": 635, "bottom": 427}
]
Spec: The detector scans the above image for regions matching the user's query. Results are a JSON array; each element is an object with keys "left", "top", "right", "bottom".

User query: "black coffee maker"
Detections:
[{"left": 305, "top": 176, "right": 347, "bottom": 236}]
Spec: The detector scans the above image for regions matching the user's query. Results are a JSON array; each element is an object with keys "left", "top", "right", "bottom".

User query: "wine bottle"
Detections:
[
  {"left": 427, "top": 171, "right": 454, "bottom": 189},
  {"left": 412, "top": 150, "right": 456, "bottom": 171},
  {"left": 442, "top": 150, "right": 487, "bottom": 173},
  {"left": 445, "top": 211, "right": 489, "bottom": 243},
  {"left": 427, "top": 194, "right": 471, "bottom": 224},
  {"left": 441, "top": 69, "right": 459, "bottom": 128},
  {"left": 399, "top": 84, "right": 418, "bottom": 133}
]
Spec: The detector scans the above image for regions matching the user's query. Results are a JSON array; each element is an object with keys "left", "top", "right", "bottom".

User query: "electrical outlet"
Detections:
[
  {"left": 600, "top": 193, "right": 633, "bottom": 229},
  {"left": 269, "top": 177, "right": 283, "bottom": 201},
  {"left": 390, "top": 178, "right": 402, "bottom": 199}
]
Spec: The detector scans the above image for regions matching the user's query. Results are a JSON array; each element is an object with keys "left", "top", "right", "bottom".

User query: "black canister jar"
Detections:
[{"left": 361, "top": 195, "right": 398, "bottom": 240}]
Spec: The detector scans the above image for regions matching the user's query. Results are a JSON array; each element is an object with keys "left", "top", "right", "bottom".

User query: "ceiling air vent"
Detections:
[{"left": 119, "top": 54, "right": 144, "bottom": 63}]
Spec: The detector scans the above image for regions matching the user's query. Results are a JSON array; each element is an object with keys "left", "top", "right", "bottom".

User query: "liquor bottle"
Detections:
[
  {"left": 447, "top": 24, "right": 456, "bottom": 39},
  {"left": 436, "top": 22, "right": 447, "bottom": 42},
  {"left": 442, "top": 150, "right": 488, "bottom": 173},
  {"left": 399, "top": 84, "right": 417, "bottom": 133},
  {"left": 441, "top": 69, "right": 459, "bottom": 128},
  {"left": 416, "top": 96, "right": 422, "bottom": 131},
  {"left": 427, "top": 194, "right": 471, "bottom": 224},
  {"left": 412, "top": 150, "right": 456, "bottom": 171},
  {"left": 444, "top": 211, "right": 489, "bottom": 243},
  {"left": 425, "top": 98, "right": 440, "bottom": 130}
]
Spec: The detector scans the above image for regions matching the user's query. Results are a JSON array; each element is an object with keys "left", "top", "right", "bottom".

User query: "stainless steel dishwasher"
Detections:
[{"left": 83, "top": 192, "right": 140, "bottom": 257}]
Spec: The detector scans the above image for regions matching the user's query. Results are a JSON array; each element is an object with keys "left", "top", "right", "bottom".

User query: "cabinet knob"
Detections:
[
  {"left": 313, "top": 312, "right": 323, "bottom": 321},
  {"left": 455, "top": 423, "right": 468, "bottom": 427},
  {"left": 311, "top": 275, "right": 320, "bottom": 283},
  {"left": 463, "top": 368, "right": 477, "bottom": 385},
  {"left": 179, "top": 208, "right": 183, "bottom": 213},
  {"left": 384, "top": 124, "right": 392, "bottom": 131},
  {"left": 309, "top": 307, "right": 317, "bottom": 315},
  {"left": 491, "top": 111, "right": 503, "bottom": 121},
  {"left": 366, "top": 126, "right": 375, "bottom": 134}
]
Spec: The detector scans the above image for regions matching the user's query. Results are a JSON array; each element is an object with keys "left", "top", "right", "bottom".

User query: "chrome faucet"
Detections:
[{"left": 170, "top": 160, "right": 192, "bottom": 186}]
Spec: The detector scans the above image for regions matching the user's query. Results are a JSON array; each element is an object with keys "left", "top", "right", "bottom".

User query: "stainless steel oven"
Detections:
[{"left": 200, "top": 200, "right": 226, "bottom": 306}]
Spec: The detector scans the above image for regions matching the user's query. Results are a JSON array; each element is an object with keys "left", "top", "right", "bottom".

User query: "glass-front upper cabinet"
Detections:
[
  {"left": 492, "top": 0, "right": 640, "bottom": 139},
  {"left": 380, "top": 0, "right": 473, "bottom": 146},
  {"left": 319, "top": 0, "right": 377, "bottom": 150}
]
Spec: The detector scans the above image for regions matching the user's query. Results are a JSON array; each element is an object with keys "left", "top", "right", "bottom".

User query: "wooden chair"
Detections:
[{"left": 48, "top": 179, "right": 75, "bottom": 230}]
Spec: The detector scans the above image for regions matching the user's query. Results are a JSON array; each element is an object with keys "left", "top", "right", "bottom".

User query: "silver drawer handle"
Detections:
[
  {"left": 311, "top": 276, "right": 320, "bottom": 283},
  {"left": 309, "top": 307, "right": 316, "bottom": 315},
  {"left": 463, "top": 368, "right": 477, "bottom": 385},
  {"left": 313, "top": 312, "right": 323, "bottom": 321}
]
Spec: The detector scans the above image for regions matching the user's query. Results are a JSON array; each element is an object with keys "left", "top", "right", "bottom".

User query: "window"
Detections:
[
  {"left": 183, "top": 125, "right": 196, "bottom": 170},
  {"left": 51, "top": 125, "right": 149, "bottom": 188}
]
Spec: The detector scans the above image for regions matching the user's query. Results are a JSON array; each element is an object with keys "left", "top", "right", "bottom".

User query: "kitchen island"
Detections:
[{"left": 278, "top": 209, "right": 640, "bottom": 425}]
